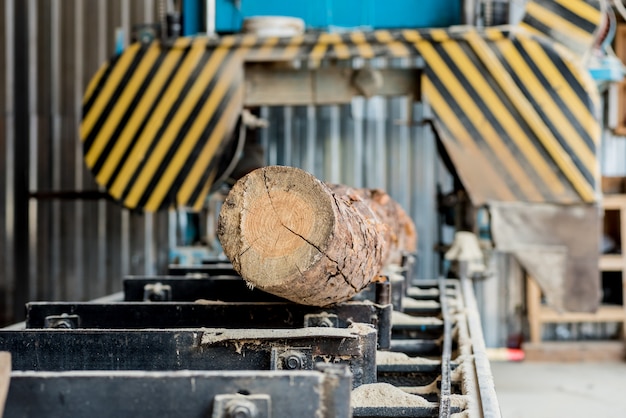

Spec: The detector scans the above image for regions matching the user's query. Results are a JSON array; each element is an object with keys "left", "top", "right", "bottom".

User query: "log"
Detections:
[
  {"left": 218, "top": 166, "right": 385, "bottom": 306},
  {"left": 328, "top": 185, "right": 417, "bottom": 266},
  {"left": 0, "top": 352, "right": 10, "bottom": 417}
]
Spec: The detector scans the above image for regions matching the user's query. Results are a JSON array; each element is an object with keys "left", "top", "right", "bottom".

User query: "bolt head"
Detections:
[
  {"left": 226, "top": 400, "right": 257, "bottom": 418},
  {"left": 318, "top": 318, "right": 334, "bottom": 327},
  {"left": 284, "top": 354, "right": 302, "bottom": 370}
]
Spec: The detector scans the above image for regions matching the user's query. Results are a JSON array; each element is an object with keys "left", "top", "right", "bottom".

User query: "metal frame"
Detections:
[
  {"left": 3, "top": 266, "right": 500, "bottom": 417},
  {"left": 5, "top": 367, "right": 351, "bottom": 418}
]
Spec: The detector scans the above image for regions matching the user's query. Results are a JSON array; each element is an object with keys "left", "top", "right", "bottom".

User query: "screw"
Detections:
[
  {"left": 317, "top": 317, "right": 334, "bottom": 327},
  {"left": 284, "top": 353, "right": 303, "bottom": 370},
  {"left": 51, "top": 319, "right": 73, "bottom": 329},
  {"left": 226, "top": 400, "right": 257, "bottom": 418}
]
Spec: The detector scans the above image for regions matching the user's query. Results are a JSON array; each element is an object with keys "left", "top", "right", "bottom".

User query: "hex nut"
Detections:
[{"left": 226, "top": 399, "right": 258, "bottom": 418}]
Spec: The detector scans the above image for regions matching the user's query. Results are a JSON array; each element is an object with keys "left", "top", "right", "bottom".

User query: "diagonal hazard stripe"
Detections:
[
  {"left": 309, "top": 34, "right": 329, "bottom": 61},
  {"left": 254, "top": 36, "right": 280, "bottom": 60},
  {"left": 554, "top": 0, "right": 602, "bottom": 31},
  {"left": 375, "top": 30, "right": 410, "bottom": 57},
  {"left": 463, "top": 31, "right": 595, "bottom": 202},
  {"left": 140, "top": 51, "right": 247, "bottom": 211},
  {"left": 350, "top": 32, "right": 375, "bottom": 58},
  {"left": 93, "top": 38, "right": 192, "bottom": 187},
  {"left": 516, "top": 37, "right": 598, "bottom": 150},
  {"left": 499, "top": 39, "right": 596, "bottom": 182},
  {"left": 121, "top": 40, "right": 238, "bottom": 209},
  {"left": 178, "top": 83, "right": 245, "bottom": 209},
  {"left": 422, "top": 77, "right": 516, "bottom": 202},
  {"left": 81, "top": 11, "right": 603, "bottom": 211},
  {"left": 191, "top": 169, "right": 219, "bottom": 211},
  {"left": 533, "top": 0, "right": 598, "bottom": 34},
  {"left": 440, "top": 40, "right": 565, "bottom": 199},
  {"left": 81, "top": 43, "right": 144, "bottom": 141},
  {"left": 82, "top": 62, "right": 109, "bottom": 108},
  {"left": 84, "top": 43, "right": 161, "bottom": 168},
  {"left": 525, "top": 1, "right": 595, "bottom": 42},
  {"left": 524, "top": 39, "right": 599, "bottom": 144},
  {"left": 281, "top": 35, "right": 305, "bottom": 60},
  {"left": 107, "top": 38, "right": 216, "bottom": 201},
  {"left": 417, "top": 40, "right": 541, "bottom": 202}
]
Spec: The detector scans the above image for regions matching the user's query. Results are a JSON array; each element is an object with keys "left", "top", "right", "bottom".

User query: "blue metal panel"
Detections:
[
  {"left": 183, "top": 0, "right": 202, "bottom": 36},
  {"left": 214, "top": 0, "right": 462, "bottom": 32}
]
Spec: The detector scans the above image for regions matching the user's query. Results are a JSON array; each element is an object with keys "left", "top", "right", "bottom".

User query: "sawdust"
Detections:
[
  {"left": 450, "top": 394, "right": 470, "bottom": 409},
  {"left": 401, "top": 379, "right": 440, "bottom": 395},
  {"left": 194, "top": 299, "right": 226, "bottom": 304},
  {"left": 391, "top": 311, "right": 442, "bottom": 326},
  {"left": 451, "top": 365, "right": 463, "bottom": 381},
  {"left": 351, "top": 383, "right": 433, "bottom": 408},
  {"left": 402, "top": 298, "right": 440, "bottom": 309},
  {"left": 376, "top": 351, "right": 440, "bottom": 365},
  {"left": 406, "top": 287, "right": 439, "bottom": 298}
]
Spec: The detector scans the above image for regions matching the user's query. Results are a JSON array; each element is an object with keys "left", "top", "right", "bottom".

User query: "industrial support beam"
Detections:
[{"left": 244, "top": 65, "right": 421, "bottom": 106}]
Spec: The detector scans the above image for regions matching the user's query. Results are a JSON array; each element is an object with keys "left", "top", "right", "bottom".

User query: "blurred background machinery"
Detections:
[{"left": 1, "top": 0, "right": 624, "bottom": 350}]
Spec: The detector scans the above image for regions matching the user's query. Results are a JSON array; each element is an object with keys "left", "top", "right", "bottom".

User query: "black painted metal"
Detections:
[
  {"left": 388, "top": 339, "right": 442, "bottom": 356},
  {"left": 167, "top": 263, "right": 238, "bottom": 276},
  {"left": 3, "top": 266, "right": 499, "bottom": 417},
  {"left": 123, "top": 275, "right": 285, "bottom": 302},
  {"left": 5, "top": 367, "right": 351, "bottom": 418},
  {"left": 24, "top": 300, "right": 392, "bottom": 349},
  {"left": 12, "top": 0, "right": 30, "bottom": 324},
  {"left": 0, "top": 326, "right": 376, "bottom": 386}
]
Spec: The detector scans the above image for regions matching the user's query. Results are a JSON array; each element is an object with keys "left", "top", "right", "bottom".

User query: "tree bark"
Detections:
[
  {"left": 328, "top": 185, "right": 417, "bottom": 266},
  {"left": 218, "top": 166, "right": 385, "bottom": 306}
]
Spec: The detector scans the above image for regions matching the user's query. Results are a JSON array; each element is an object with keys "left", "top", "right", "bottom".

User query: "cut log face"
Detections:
[{"left": 218, "top": 166, "right": 384, "bottom": 306}]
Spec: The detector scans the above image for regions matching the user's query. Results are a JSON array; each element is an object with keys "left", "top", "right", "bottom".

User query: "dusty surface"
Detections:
[
  {"left": 449, "top": 394, "right": 470, "bottom": 409},
  {"left": 406, "top": 287, "right": 439, "bottom": 298},
  {"left": 401, "top": 379, "right": 440, "bottom": 396},
  {"left": 402, "top": 297, "right": 441, "bottom": 309},
  {"left": 351, "top": 383, "right": 433, "bottom": 407},
  {"left": 391, "top": 310, "right": 442, "bottom": 326},
  {"left": 492, "top": 361, "right": 626, "bottom": 418},
  {"left": 376, "top": 351, "right": 440, "bottom": 365}
]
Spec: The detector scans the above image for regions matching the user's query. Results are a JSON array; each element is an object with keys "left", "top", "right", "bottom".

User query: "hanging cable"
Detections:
[{"left": 602, "top": 5, "right": 617, "bottom": 53}]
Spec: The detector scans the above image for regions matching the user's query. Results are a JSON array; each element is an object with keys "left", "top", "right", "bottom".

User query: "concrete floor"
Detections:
[{"left": 491, "top": 361, "right": 626, "bottom": 417}]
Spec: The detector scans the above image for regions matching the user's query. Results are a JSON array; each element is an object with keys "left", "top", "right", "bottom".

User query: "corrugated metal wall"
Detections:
[
  {"left": 0, "top": 0, "right": 170, "bottom": 325},
  {"left": 258, "top": 94, "right": 443, "bottom": 281},
  {"left": 0, "top": 1, "right": 445, "bottom": 325}
]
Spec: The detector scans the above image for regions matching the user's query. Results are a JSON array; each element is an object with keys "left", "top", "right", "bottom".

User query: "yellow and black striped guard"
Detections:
[{"left": 81, "top": 0, "right": 603, "bottom": 211}]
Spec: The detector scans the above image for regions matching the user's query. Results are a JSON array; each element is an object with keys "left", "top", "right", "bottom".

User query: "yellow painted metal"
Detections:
[{"left": 80, "top": 0, "right": 603, "bottom": 211}]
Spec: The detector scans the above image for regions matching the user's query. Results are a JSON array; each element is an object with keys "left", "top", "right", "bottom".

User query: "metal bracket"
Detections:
[
  {"left": 143, "top": 283, "right": 172, "bottom": 301},
  {"left": 44, "top": 314, "right": 80, "bottom": 329},
  {"left": 270, "top": 348, "right": 312, "bottom": 371},
  {"left": 212, "top": 394, "right": 271, "bottom": 418}
]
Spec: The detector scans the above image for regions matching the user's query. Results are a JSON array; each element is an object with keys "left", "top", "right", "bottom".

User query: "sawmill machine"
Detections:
[
  {"left": 81, "top": 0, "right": 609, "bottom": 313},
  {"left": 0, "top": 0, "right": 615, "bottom": 417}
]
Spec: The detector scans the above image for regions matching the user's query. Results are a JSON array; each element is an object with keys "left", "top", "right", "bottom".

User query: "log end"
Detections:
[{"left": 218, "top": 166, "right": 335, "bottom": 292}]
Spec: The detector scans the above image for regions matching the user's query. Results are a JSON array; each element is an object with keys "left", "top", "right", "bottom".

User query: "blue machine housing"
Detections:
[{"left": 183, "top": 0, "right": 463, "bottom": 35}]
